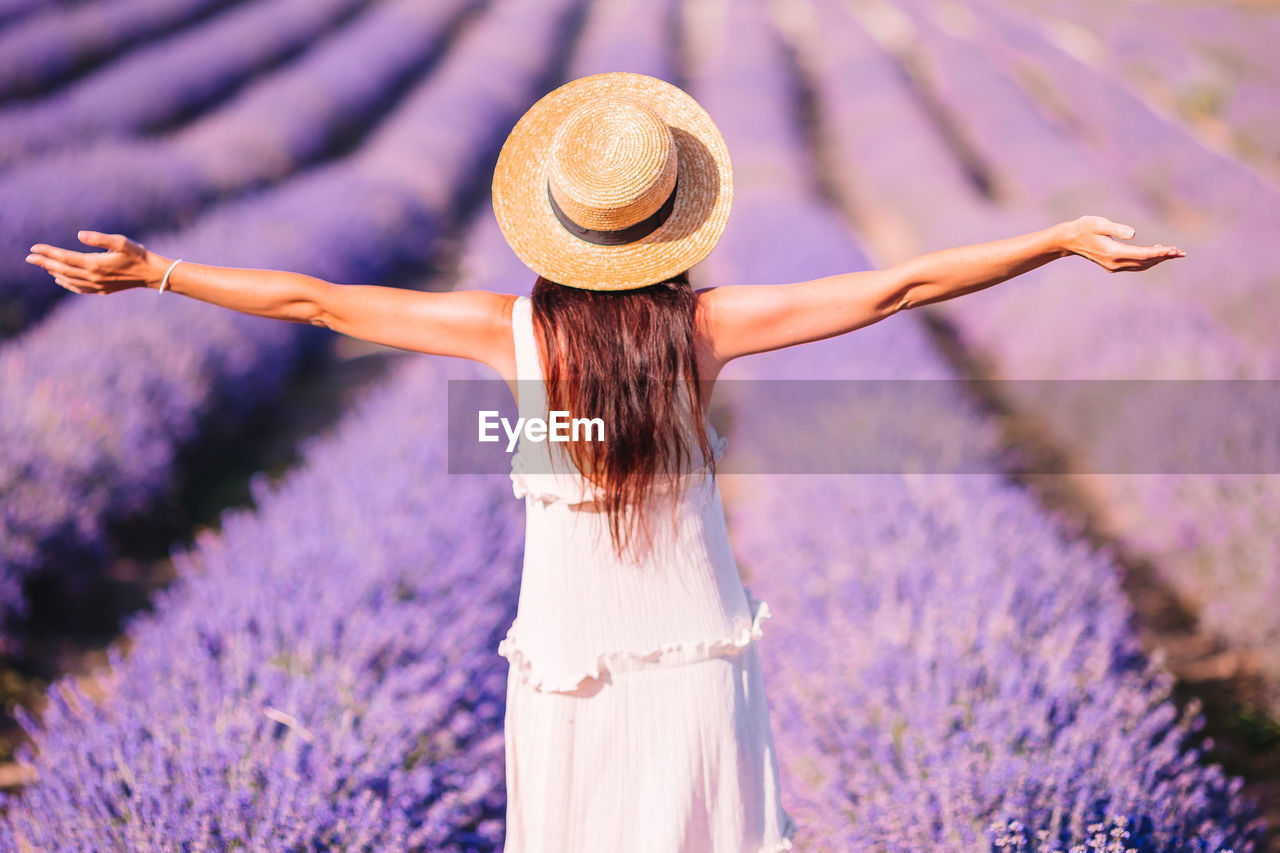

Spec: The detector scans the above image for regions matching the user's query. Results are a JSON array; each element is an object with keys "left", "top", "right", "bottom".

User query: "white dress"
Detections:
[{"left": 498, "top": 295, "right": 798, "bottom": 852}]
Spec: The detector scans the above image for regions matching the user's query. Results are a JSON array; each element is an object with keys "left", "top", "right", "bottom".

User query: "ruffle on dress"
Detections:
[
  {"left": 498, "top": 586, "right": 772, "bottom": 695},
  {"left": 766, "top": 816, "right": 799, "bottom": 853},
  {"left": 510, "top": 431, "right": 728, "bottom": 506},
  {"left": 767, "top": 839, "right": 795, "bottom": 851}
]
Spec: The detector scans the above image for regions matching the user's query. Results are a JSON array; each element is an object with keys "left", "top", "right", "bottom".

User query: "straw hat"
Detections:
[{"left": 492, "top": 72, "right": 733, "bottom": 291}]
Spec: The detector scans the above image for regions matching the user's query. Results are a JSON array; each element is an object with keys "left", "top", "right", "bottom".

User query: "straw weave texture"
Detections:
[{"left": 493, "top": 72, "right": 733, "bottom": 291}]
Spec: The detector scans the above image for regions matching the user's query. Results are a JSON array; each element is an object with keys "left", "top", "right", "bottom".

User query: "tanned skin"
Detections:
[{"left": 25, "top": 215, "right": 1182, "bottom": 407}]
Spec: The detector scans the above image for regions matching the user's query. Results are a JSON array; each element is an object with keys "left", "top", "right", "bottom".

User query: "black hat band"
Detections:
[{"left": 547, "top": 176, "right": 679, "bottom": 246}]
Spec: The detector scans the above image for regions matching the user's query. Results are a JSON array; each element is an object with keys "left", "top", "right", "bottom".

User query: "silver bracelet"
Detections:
[{"left": 158, "top": 258, "right": 183, "bottom": 294}]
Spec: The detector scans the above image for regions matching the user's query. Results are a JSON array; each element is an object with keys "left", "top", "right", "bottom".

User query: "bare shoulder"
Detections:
[
  {"left": 693, "top": 285, "right": 732, "bottom": 378},
  {"left": 694, "top": 282, "right": 786, "bottom": 374},
  {"left": 469, "top": 290, "right": 520, "bottom": 381}
]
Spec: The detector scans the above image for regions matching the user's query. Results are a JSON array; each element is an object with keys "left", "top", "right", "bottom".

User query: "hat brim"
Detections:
[{"left": 492, "top": 72, "right": 733, "bottom": 291}]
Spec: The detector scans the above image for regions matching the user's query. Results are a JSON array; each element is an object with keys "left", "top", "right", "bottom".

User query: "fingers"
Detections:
[
  {"left": 77, "top": 230, "right": 129, "bottom": 251},
  {"left": 27, "top": 243, "right": 94, "bottom": 270},
  {"left": 52, "top": 275, "right": 92, "bottom": 293},
  {"left": 1084, "top": 214, "right": 1188, "bottom": 257},
  {"left": 1122, "top": 243, "right": 1185, "bottom": 261},
  {"left": 1108, "top": 253, "right": 1182, "bottom": 272},
  {"left": 1085, "top": 222, "right": 1186, "bottom": 272},
  {"left": 25, "top": 234, "right": 143, "bottom": 294},
  {"left": 26, "top": 253, "right": 95, "bottom": 281}
]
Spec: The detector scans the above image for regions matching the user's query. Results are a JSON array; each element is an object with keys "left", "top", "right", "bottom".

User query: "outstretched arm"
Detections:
[
  {"left": 698, "top": 215, "right": 1184, "bottom": 369},
  {"left": 25, "top": 230, "right": 513, "bottom": 367}
]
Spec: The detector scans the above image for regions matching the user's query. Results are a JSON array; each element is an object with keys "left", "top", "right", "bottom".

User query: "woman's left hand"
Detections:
[{"left": 25, "top": 230, "right": 164, "bottom": 294}]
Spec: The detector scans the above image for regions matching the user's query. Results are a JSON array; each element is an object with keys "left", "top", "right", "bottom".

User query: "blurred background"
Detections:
[{"left": 0, "top": 0, "right": 1277, "bottom": 849}]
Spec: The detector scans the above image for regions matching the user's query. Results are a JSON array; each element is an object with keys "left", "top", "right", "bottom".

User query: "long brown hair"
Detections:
[{"left": 529, "top": 271, "right": 717, "bottom": 561}]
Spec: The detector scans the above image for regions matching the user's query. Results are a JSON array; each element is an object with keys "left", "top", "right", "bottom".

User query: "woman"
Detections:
[{"left": 25, "top": 72, "right": 1181, "bottom": 852}]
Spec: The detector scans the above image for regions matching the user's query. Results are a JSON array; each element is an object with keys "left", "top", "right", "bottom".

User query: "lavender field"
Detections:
[{"left": 0, "top": 0, "right": 1275, "bottom": 849}]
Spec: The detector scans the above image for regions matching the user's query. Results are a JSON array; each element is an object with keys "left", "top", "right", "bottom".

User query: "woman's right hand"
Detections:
[
  {"left": 1059, "top": 215, "right": 1185, "bottom": 273},
  {"left": 25, "top": 230, "right": 166, "bottom": 294}
]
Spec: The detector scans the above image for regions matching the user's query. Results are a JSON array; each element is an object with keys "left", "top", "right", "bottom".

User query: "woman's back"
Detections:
[
  {"left": 499, "top": 294, "right": 796, "bottom": 852},
  {"left": 500, "top": 293, "right": 767, "bottom": 693}
]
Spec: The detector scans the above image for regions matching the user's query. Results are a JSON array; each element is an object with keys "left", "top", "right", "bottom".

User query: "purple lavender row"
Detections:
[
  {"left": 808, "top": 0, "right": 1280, "bottom": 716},
  {"left": 566, "top": 0, "right": 677, "bottom": 81},
  {"left": 0, "top": 0, "right": 478, "bottom": 332},
  {"left": 795, "top": 0, "right": 1271, "bottom": 378},
  {"left": 0, "top": 0, "right": 584, "bottom": 651},
  {"left": 732, "top": 473, "right": 1263, "bottom": 852},
  {"left": 1038, "top": 0, "right": 1280, "bottom": 90},
  {"left": 687, "top": 1, "right": 1264, "bottom": 847},
  {"left": 926, "top": 2, "right": 1280, "bottom": 716},
  {"left": 961, "top": 0, "right": 1280, "bottom": 363},
  {"left": 0, "top": 0, "right": 49, "bottom": 30},
  {"left": 0, "top": 306, "right": 526, "bottom": 850},
  {"left": 0, "top": 2, "right": 679, "bottom": 842},
  {"left": 0, "top": 0, "right": 370, "bottom": 171},
  {"left": 807, "top": 0, "right": 1280, "bottom": 712},
  {"left": 1024, "top": 0, "right": 1280, "bottom": 174},
  {"left": 944, "top": 0, "right": 1280, "bottom": 335},
  {"left": 0, "top": 0, "right": 247, "bottom": 102},
  {"left": 847, "top": 0, "right": 1278, "bottom": 374}
]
